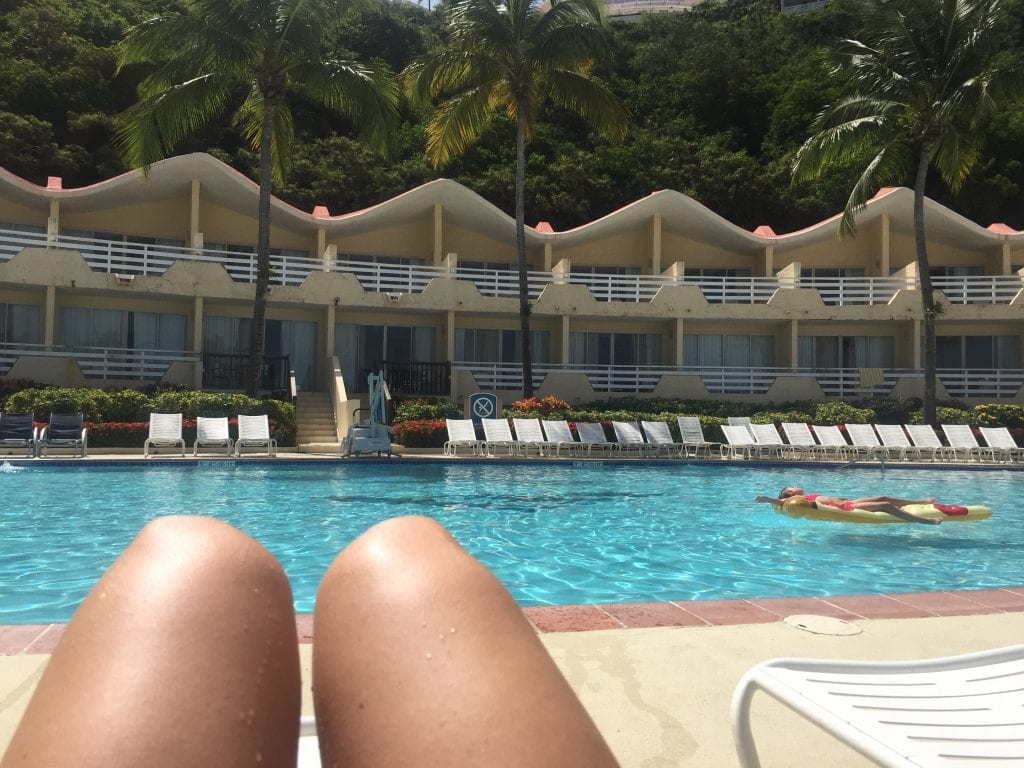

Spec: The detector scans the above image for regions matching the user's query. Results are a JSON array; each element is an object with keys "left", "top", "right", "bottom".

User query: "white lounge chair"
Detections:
[
  {"left": 37, "top": 413, "right": 87, "bottom": 458},
  {"left": 575, "top": 422, "right": 618, "bottom": 454},
  {"left": 941, "top": 423, "right": 993, "bottom": 462},
  {"left": 540, "top": 419, "right": 580, "bottom": 457},
  {"left": 640, "top": 420, "right": 684, "bottom": 458},
  {"left": 236, "top": 414, "right": 277, "bottom": 456},
  {"left": 780, "top": 422, "right": 822, "bottom": 459},
  {"left": 443, "top": 419, "right": 481, "bottom": 456},
  {"left": 728, "top": 416, "right": 755, "bottom": 437},
  {"left": 843, "top": 423, "right": 883, "bottom": 460},
  {"left": 749, "top": 424, "right": 785, "bottom": 459},
  {"left": 732, "top": 644, "right": 1024, "bottom": 768},
  {"left": 144, "top": 413, "right": 185, "bottom": 457},
  {"left": 481, "top": 418, "right": 518, "bottom": 456},
  {"left": 676, "top": 416, "right": 721, "bottom": 458},
  {"left": 874, "top": 423, "right": 915, "bottom": 460},
  {"left": 612, "top": 420, "right": 653, "bottom": 456},
  {"left": 905, "top": 424, "right": 955, "bottom": 462},
  {"left": 809, "top": 424, "right": 854, "bottom": 460},
  {"left": 979, "top": 426, "right": 1024, "bottom": 463},
  {"left": 721, "top": 424, "right": 760, "bottom": 459},
  {"left": 511, "top": 418, "right": 554, "bottom": 457},
  {"left": 193, "top": 416, "right": 233, "bottom": 456}
]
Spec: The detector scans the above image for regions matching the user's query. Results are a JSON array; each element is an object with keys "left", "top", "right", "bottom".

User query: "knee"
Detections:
[
  {"left": 130, "top": 515, "right": 287, "bottom": 588},
  {"left": 319, "top": 516, "right": 469, "bottom": 598}
]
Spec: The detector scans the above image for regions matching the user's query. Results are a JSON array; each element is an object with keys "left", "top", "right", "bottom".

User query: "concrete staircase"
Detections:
[{"left": 296, "top": 392, "right": 338, "bottom": 453}]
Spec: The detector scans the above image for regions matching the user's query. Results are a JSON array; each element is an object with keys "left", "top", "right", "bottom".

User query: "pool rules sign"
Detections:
[{"left": 467, "top": 392, "right": 500, "bottom": 429}]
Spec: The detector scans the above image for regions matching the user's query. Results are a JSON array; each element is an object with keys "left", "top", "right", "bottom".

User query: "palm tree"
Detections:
[
  {"left": 792, "top": 0, "right": 1013, "bottom": 423},
  {"left": 116, "top": 0, "right": 398, "bottom": 396},
  {"left": 405, "top": 0, "right": 627, "bottom": 398}
]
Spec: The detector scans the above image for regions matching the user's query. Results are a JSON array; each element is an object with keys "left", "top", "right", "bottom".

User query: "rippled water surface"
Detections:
[{"left": 0, "top": 461, "right": 1020, "bottom": 622}]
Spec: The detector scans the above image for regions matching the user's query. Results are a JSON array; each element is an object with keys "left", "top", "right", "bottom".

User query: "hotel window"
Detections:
[
  {"left": 60, "top": 308, "right": 187, "bottom": 351},
  {"left": 204, "top": 316, "right": 317, "bottom": 390},
  {"left": 335, "top": 323, "right": 437, "bottom": 392},
  {"left": 455, "top": 328, "right": 550, "bottom": 364},
  {"left": 683, "top": 334, "right": 773, "bottom": 367},
  {"left": 798, "top": 336, "right": 894, "bottom": 369},
  {"left": 570, "top": 332, "right": 661, "bottom": 366},
  {"left": 0, "top": 303, "right": 40, "bottom": 345},
  {"left": 936, "top": 336, "right": 1020, "bottom": 369}
]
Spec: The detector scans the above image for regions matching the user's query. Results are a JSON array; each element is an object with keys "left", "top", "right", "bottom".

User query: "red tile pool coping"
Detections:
[{"left": 3, "top": 587, "right": 1024, "bottom": 653}]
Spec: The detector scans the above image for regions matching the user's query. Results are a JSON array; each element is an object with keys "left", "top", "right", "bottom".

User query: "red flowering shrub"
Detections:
[
  {"left": 392, "top": 419, "right": 447, "bottom": 448},
  {"left": 507, "top": 395, "right": 572, "bottom": 418}
]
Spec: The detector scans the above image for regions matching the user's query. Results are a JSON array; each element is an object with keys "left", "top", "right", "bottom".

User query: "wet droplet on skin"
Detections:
[
  {"left": 450, "top": 627, "right": 456, "bottom": 634},
  {"left": 425, "top": 652, "right": 432, "bottom": 660}
]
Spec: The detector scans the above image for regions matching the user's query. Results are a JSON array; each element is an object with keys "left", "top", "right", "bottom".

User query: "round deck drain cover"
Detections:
[{"left": 783, "top": 614, "right": 862, "bottom": 636}]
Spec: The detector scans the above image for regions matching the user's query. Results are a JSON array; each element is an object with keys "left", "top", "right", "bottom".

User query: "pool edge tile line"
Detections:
[{"left": 4, "top": 587, "right": 1024, "bottom": 652}]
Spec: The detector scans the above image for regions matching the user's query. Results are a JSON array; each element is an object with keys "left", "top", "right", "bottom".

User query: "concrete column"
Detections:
[
  {"left": 552, "top": 258, "right": 571, "bottom": 284},
  {"left": 189, "top": 179, "right": 201, "bottom": 249},
  {"left": 433, "top": 203, "right": 443, "bottom": 266},
  {"left": 446, "top": 310, "right": 456, "bottom": 399},
  {"left": 47, "top": 200, "right": 59, "bottom": 246},
  {"left": 323, "top": 243, "right": 336, "bottom": 272},
  {"left": 192, "top": 296, "right": 204, "bottom": 388},
  {"left": 651, "top": 212, "right": 662, "bottom": 275},
  {"left": 43, "top": 285, "right": 56, "bottom": 345},
  {"left": 674, "top": 317, "right": 685, "bottom": 366},
  {"left": 762, "top": 245, "right": 774, "bottom": 277},
  {"left": 441, "top": 252, "right": 458, "bottom": 275},
  {"left": 1000, "top": 242, "right": 1011, "bottom": 275},
  {"left": 543, "top": 241, "right": 553, "bottom": 271},
  {"left": 324, "top": 303, "right": 336, "bottom": 390},
  {"left": 560, "top": 315, "right": 571, "bottom": 364},
  {"left": 879, "top": 212, "right": 891, "bottom": 276},
  {"left": 788, "top": 319, "right": 799, "bottom": 367}
]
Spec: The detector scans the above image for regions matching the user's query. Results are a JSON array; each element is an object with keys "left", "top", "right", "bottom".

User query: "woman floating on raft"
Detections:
[{"left": 754, "top": 486, "right": 980, "bottom": 525}]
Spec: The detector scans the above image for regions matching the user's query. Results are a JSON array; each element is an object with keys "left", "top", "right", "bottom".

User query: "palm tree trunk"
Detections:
[
  {"left": 246, "top": 101, "right": 277, "bottom": 396},
  {"left": 515, "top": 106, "right": 534, "bottom": 398},
  {"left": 913, "top": 143, "right": 937, "bottom": 424}
]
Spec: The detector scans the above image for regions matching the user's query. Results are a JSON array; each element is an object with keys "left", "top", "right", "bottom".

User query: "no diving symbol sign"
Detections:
[{"left": 467, "top": 392, "right": 499, "bottom": 427}]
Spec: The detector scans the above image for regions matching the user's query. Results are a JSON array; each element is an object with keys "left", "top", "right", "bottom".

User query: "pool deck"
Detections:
[{"left": 2, "top": 448, "right": 1022, "bottom": 764}]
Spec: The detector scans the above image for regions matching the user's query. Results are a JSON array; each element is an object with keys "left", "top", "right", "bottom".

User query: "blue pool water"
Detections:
[{"left": 0, "top": 461, "right": 1020, "bottom": 623}]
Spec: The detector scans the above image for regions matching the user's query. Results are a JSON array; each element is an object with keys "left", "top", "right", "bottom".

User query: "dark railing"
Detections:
[
  {"left": 203, "top": 353, "right": 290, "bottom": 392},
  {"left": 367, "top": 361, "right": 451, "bottom": 396}
]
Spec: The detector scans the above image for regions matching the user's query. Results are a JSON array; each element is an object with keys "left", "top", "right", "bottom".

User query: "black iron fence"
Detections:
[
  {"left": 366, "top": 361, "right": 451, "bottom": 396},
  {"left": 203, "top": 353, "right": 291, "bottom": 392}
]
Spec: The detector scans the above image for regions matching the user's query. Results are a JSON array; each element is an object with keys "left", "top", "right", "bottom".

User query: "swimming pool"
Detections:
[{"left": 0, "top": 461, "right": 1019, "bottom": 623}]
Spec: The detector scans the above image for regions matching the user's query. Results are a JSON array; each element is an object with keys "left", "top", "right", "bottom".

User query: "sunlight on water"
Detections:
[{"left": 0, "top": 462, "right": 1018, "bottom": 622}]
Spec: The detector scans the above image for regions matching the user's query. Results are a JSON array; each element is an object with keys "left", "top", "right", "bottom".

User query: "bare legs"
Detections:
[
  {"left": 313, "top": 515, "right": 619, "bottom": 768},
  {"left": 3, "top": 516, "right": 618, "bottom": 767},
  {"left": 1, "top": 516, "right": 301, "bottom": 768}
]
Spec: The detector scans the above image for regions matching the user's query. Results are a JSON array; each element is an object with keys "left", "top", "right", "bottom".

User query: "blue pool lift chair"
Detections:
[
  {"left": 38, "top": 413, "right": 87, "bottom": 457},
  {"left": 0, "top": 412, "right": 38, "bottom": 457}
]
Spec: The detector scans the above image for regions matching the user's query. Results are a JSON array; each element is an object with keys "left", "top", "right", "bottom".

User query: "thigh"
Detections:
[
  {"left": 312, "top": 515, "right": 620, "bottom": 768},
  {"left": 2, "top": 516, "right": 301, "bottom": 768}
]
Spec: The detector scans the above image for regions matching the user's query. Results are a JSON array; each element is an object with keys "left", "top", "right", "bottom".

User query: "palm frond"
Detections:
[
  {"left": 233, "top": 89, "right": 295, "bottom": 183},
  {"left": 116, "top": 74, "right": 233, "bottom": 169},
  {"left": 425, "top": 86, "right": 495, "bottom": 167},
  {"left": 930, "top": 122, "right": 980, "bottom": 190},
  {"left": 545, "top": 69, "right": 628, "bottom": 139},
  {"left": 291, "top": 58, "right": 400, "bottom": 154}
]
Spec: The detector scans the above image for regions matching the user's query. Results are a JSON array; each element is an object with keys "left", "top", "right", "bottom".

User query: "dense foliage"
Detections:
[{"left": 3, "top": 0, "right": 1022, "bottom": 231}]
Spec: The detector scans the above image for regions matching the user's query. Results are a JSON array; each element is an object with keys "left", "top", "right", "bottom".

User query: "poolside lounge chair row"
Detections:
[
  {"left": 720, "top": 421, "right": 1024, "bottom": 463},
  {"left": 444, "top": 417, "right": 721, "bottom": 459},
  {"left": 0, "top": 412, "right": 87, "bottom": 457},
  {"left": 145, "top": 413, "right": 277, "bottom": 457}
]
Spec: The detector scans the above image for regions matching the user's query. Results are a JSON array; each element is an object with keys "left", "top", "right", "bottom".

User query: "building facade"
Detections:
[{"left": 1, "top": 152, "right": 1022, "bottom": 411}]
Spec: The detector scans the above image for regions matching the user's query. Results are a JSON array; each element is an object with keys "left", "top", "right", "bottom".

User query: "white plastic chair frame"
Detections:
[
  {"left": 732, "top": 644, "right": 1024, "bottom": 768},
  {"left": 236, "top": 414, "right": 277, "bottom": 456},
  {"left": 144, "top": 413, "right": 185, "bottom": 457},
  {"left": 677, "top": 416, "right": 721, "bottom": 458},
  {"left": 193, "top": 416, "right": 234, "bottom": 456},
  {"left": 540, "top": 420, "right": 581, "bottom": 457},
  {"left": 443, "top": 419, "right": 481, "bottom": 456}
]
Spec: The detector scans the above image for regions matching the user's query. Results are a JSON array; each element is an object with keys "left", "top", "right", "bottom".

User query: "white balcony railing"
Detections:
[
  {"left": 1, "top": 227, "right": 1022, "bottom": 307},
  {"left": 0, "top": 342, "right": 199, "bottom": 381},
  {"left": 454, "top": 362, "right": 1024, "bottom": 399}
]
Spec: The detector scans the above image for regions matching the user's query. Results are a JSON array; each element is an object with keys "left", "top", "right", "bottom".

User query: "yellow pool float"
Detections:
[{"left": 778, "top": 499, "right": 992, "bottom": 524}]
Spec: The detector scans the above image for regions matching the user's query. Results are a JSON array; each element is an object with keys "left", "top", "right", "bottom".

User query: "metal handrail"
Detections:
[{"left": 0, "top": 342, "right": 198, "bottom": 380}]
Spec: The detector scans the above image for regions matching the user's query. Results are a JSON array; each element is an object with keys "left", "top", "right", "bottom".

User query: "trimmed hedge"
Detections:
[{"left": 3, "top": 386, "right": 296, "bottom": 445}]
